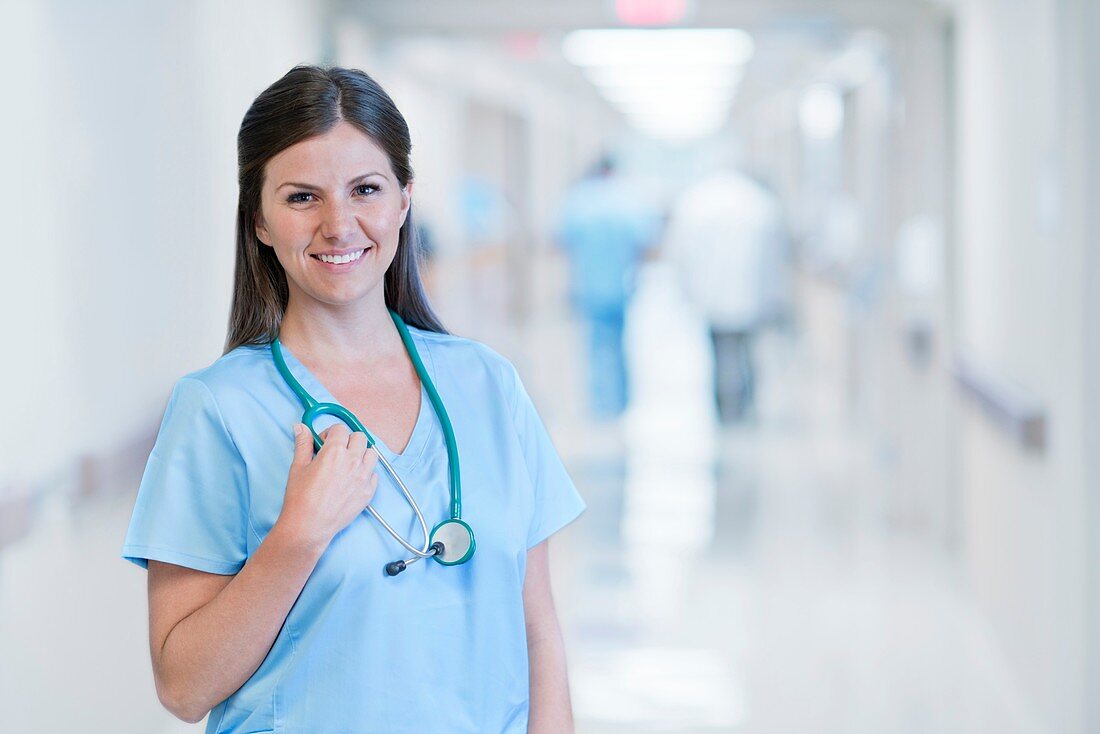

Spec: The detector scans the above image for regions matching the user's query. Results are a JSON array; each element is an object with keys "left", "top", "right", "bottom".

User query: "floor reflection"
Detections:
[{"left": 558, "top": 262, "right": 1045, "bottom": 734}]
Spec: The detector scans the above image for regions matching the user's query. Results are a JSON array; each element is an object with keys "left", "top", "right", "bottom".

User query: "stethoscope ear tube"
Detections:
[{"left": 391, "top": 311, "right": 463, "bottom": 520}]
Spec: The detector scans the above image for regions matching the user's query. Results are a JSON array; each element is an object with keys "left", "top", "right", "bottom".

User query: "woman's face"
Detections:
[{"left": 255, "top": 120, "right": 412, "bottom": 313}]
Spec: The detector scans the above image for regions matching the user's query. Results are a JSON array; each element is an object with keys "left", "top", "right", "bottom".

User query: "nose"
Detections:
[{"left": 319, "top": 199, "right": 357, "bottom": 242}]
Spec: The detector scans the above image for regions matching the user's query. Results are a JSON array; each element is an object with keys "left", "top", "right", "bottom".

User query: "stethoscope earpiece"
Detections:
[{"left": 383, "top": 542, "right": 446, "bottom": 577}]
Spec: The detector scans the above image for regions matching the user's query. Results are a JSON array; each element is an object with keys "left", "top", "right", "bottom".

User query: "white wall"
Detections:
[
  {"left": 1079, "top": 0, "right": 1100, "bottom": 725},
  {"left": 953, "top": 0, "right": 1091, "bottom": 730}
]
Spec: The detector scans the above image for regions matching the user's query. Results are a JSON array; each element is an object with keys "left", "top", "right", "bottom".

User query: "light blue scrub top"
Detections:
[
  {"left": 121, "top": 327, "right": 586, "bottom": 734},
  {"left": 555, "top": 175, "right": 659, "bottom": 312}
]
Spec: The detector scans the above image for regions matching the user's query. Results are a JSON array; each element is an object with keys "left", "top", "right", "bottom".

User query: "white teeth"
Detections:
[{"left": 318, "top": 249, "right": 365, "bottom": 264}]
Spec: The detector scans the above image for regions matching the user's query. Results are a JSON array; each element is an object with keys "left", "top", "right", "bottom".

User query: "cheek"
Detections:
[
  {"left": 270, "top": 213, "right": 314, "bottom": 244},
  {"left": 382, "top": 200, "right": 409, "bottom": 231},
  {"left": 384, "top": 214, "right": 407, "bottom": 242},
  {"left": 363, "top": 206, "right": 407, "bottom": 244}
]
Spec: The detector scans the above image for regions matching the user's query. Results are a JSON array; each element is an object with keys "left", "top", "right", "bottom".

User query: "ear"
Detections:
[
  {"left": 255, "top": 212, "right": 271, "bottom": 247},
  {"left": 399, "top": 182, "right": 414, "bottom": 227}
]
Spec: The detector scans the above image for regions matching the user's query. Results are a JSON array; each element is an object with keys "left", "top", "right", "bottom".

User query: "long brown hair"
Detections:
[{"left": 224, "top": 65, "right": 446, "bottom": 354}]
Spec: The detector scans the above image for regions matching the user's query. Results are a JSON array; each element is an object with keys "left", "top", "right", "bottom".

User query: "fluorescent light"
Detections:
[
  {"left": 600, "top": 86, "right": 736, "bottom": 105},
  {"left": 584, "top": 69, "right": 743, "bottom": 94},
  {"left": 584, "top": 65, "right": 744, "bottom": 87},
  {"left": 563, "top": 28, "right": 753, "bottom": 141},
  {"left": 616, "top": 102, "right": 731, "bottom": 121}
]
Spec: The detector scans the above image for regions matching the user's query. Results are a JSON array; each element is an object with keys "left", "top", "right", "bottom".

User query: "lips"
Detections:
[
  {"left": 310, "top": 246, "right": 371, "bottom": 271},
  {"left": 312, "top": 246, "right": 369, "bottom": 263}
]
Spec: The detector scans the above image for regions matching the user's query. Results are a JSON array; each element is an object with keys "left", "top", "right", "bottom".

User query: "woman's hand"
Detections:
[{"left": 276, "top": 422, "right": 379, "bottom": 551}]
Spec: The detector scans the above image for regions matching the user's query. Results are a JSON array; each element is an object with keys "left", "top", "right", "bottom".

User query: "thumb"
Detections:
[{"left": 292, "top": 423, "right": 315, "bottom": 465}]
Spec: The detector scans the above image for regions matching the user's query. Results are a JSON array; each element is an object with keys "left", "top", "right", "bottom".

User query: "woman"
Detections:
[{"left": 121, "top": 65, "right": 585, "bottom": 733}]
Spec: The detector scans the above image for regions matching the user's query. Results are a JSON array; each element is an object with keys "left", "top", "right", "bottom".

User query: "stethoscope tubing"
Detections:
[
  {"left": 270, "top": 309, "right": 461, "bottom": 561},
  {"left": 391, "top": 310, "right": 462, "bottom": 519}
]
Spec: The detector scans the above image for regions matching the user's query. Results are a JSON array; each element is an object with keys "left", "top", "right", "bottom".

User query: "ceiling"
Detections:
[{"left": 343, "top": 0, "right": 947, "bottom": 36}]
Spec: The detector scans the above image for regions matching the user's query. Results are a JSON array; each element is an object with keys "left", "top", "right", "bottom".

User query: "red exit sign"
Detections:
[{"left": 614, "top": 0, "right": 691, "bottom": 26}]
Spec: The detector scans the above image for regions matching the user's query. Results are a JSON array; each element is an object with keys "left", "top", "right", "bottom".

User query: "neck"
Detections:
[{"left": 278, "top": 290, "right": 403, "bottom": 367}]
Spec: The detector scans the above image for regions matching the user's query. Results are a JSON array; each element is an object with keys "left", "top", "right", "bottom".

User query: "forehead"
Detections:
[{"left": 265, "top": 121, "right": 394, "bottom": 184}]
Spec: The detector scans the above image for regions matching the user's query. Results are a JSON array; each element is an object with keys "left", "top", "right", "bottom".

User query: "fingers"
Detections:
[
  {"left": 317, "top": 424, "right": 377, "bottom": 461},
  {"left": 347, "top": 429, "right": 369, "bottom": 453},
  {"left": 318, "top": 423, "right": 350, "bottom": 451},
  {"left": 291, "top": 423, "right": 314, "bottom": 466},
  {"left": 346, "top": 431, "right": 380, "bottom": 472}
]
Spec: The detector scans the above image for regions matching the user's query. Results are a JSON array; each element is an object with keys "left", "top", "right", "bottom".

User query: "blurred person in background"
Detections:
[
  {"left": 121, "top": 65, "right": 585, "bottom": 734},
  {"left": 554, "top": 155, "right": 660, "bottom": 420},
  {"left": 665, "top": 167, "right": 789, "bottom": 425}
]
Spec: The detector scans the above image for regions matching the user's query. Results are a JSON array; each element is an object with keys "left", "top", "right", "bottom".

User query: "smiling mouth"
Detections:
[{"left": 310, "top": 247, "right": 370, "bottom": 264}]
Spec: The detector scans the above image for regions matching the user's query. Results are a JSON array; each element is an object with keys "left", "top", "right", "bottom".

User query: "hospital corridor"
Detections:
[{"left": 3, "top": 1, "right": 1100, "bottom": 732}]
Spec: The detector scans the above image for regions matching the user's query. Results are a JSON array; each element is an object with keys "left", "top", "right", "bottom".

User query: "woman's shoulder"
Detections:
[
  {"left": 173, "top": 343, "right": 274, "bottom": 404},
  {"left": 410, "top": 327, "right": 522, "bottom": 395},
  {"left": 411, "top": 327, "right": 515, "bottom": 370}
]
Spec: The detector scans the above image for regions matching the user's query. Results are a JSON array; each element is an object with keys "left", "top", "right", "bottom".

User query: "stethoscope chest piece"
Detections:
[{"left": 430, "top": 519, "right": 476, "bottom": 565}]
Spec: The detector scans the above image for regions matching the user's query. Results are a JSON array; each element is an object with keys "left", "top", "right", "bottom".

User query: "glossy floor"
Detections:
[{"left": 556, "top": 265, "right": 1045, "bottom": 733}]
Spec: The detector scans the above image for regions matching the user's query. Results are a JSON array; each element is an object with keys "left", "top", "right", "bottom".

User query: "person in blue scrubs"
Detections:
[
  {"left": 554, "top": 155, "right": 660, "bottom": 419},
  {"left": 121, "top": 65, "right": 586, "bottom": 734}
]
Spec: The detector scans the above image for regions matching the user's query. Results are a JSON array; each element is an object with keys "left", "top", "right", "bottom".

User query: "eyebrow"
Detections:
[{"left": 276, "top": 172, "right": 386, "bottom": 191}]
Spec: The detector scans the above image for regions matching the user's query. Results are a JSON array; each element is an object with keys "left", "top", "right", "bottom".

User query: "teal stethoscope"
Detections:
[{"left": 271, "top": 309, "right": 475, "bottom": 577}]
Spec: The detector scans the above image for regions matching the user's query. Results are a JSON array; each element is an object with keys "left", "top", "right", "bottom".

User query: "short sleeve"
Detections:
[
  {"left": 509, "top": 366, "right": 587, "bottom": 549},
  {"left": 121, "top": 377, "right": 250, "bottom": 575}
]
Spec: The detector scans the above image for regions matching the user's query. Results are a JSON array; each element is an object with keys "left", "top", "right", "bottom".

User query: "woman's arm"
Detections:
[
  {"left": 148, "top": 521, "right": 326, "bottom": 722},
  {"left": 149, "top": 423, "right": 377, "bottom": 723},
  {"left": 523, "top": 539, "right": 576, "bottom": 734}
]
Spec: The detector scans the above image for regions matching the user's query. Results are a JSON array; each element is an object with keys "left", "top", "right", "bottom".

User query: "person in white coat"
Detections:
[{"left": 664, "top": 169, "right": 788, "bottom": 424}]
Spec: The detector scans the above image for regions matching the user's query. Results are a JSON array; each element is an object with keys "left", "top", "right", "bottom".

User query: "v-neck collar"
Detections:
[{"left": 271, "top": 329, "right": 437, "bottom": 471}]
